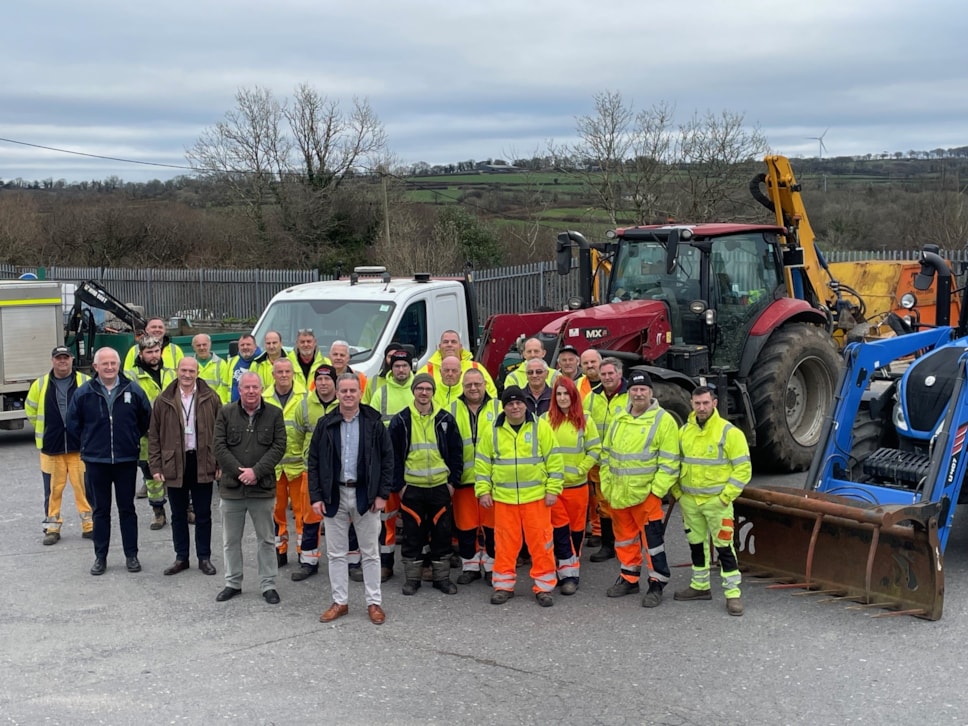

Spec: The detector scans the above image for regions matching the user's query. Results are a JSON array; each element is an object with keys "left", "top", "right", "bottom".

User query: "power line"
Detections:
[{"left": 0, "top": 136, "right": 197, "bottom": 171}]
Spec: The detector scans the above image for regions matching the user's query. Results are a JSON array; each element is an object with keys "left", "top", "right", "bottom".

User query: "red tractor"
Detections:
[{"left": 478, "top": 223, "right": 841, "bottom": 471}]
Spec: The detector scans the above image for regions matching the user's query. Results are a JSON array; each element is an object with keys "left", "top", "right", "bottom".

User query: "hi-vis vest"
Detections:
[
  {"left": 451, "top": 397, "right": 502, "bottom": 486},
  {"left": 196, "top": 355, "right": 228, "bottom": 404},
  {"left": 404, "top": 405, "right": 449, "bottom": 488},
  {"left": 543, "top": 413, "right": 601, "bottom": 488},
  {"left": 370, "top": 375, "right": 414, "bottom": 425},
  {"left": 475, "top": 413, "right": 563, "bottom": 505},
  {"left": 678, "top": 408, "right": 752, "bottom": 503},
  {"left": 25, "top": 371, "right": 89, "bottom": 450},
  {"left": 263, "top": 385, "right": 308, "bottom": 477},
  {"left": 293, "top": 394, "right": 338, "bottom": 464},
  {"left": 601, "top": 402, "right": 679, "bottom": 509}
]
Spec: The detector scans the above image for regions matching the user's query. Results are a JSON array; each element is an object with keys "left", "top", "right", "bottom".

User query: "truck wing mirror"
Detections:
[{"left": 665, "top": 230, "right": 679, "bottom": 275}]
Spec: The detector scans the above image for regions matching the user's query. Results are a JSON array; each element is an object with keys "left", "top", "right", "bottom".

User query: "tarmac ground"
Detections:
[{"left": 3, "top": 425, "right": 968, "bottom": 725}]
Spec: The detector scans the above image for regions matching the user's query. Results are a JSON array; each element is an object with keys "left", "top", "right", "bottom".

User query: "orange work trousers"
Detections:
[
  {"left": 273, "top": 471, "right": 306, "bottom": 554},
  {"left": 612, "top": 494, "right": 663, "bottom": 584},
  {"left": 492, "top": 499, "right": 556, "bottom": 594}
]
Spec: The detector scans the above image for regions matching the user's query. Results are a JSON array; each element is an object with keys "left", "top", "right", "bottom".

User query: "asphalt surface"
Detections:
[{"left": 3, "top": 425, "right": 968, "bottom": 726}]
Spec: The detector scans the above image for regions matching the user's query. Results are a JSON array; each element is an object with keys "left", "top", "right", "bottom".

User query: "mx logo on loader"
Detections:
[{"left": 581, "top": 327, "right": 609, "bottom": 340}]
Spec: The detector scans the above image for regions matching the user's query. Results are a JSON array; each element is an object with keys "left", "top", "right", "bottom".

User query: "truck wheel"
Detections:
[
  {"left": 749, "top": 324, "right": 841, "bottom": 472},
  {"left": 651, "top": 381, "right": 692, "bottom": 426}
]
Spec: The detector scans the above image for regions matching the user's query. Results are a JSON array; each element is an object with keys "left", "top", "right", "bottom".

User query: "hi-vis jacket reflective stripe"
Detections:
[
  {"left": 475, "top": 413, "right": 564, "bottom": 504},
  {"left": 451, "top": 396, "right": 502, "bottom": 485},
  {"left": 25, "top": 371, "right": 89, "bottom": 451},
  {"left": 293, "top": 394, "right": 338, "bottom": 464},
  {"left": 196, "top": 355, "right": 229, "bottom": 404},
  {"left": 263, "top": 384, "right": 308, "bottom": 477},
  {"left": 124, "top": 342, "right": 184, "bottom": 372},
  {"left": 583, "top": 386, "right": 628, "bottom": 431},
  {"left": 370, "top": 374, "right": 414, "bottom": 424},
  {"left": 126, "top": 363, "right": 176, "bottom": 460},
  {"left": 419, "top": 349, "right": 498, "bottom": 398},
  {"left": 677, "top": 408, "right": 752, "bottom": 503},
  {"left": 543, "top": 413, "right": 601, "bottom": 488},
  {"left": 601, "top": 401, "right": 680, "bottom": 509},
  {"left": 403, "top": 405, "right": 450, "bottom": 487}
]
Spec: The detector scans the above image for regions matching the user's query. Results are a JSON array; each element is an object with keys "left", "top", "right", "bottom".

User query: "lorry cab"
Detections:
[{"left": 252, "top": 268, "right": 477, "bottom": 380}]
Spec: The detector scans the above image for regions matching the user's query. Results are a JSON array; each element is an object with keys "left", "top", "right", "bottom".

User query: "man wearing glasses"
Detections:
[{"left": 523, "top": 359, "right": 553, "bottom": 417}]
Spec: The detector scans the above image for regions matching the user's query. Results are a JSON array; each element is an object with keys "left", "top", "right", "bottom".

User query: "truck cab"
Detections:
[{"left": 251, "top": 268, "right": 478, "bottom": 380}]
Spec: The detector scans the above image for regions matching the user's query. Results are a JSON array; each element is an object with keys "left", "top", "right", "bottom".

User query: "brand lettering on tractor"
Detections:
[
  {"left": 948, "top": 454, "right": 959, "bottom": 484},
  {"left": 583, "top": 327, "right": 608, "bottom": 340}
]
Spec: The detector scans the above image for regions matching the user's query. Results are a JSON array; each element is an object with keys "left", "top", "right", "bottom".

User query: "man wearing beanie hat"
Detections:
[
  {"left": 599, "top": 367, "right": 679, "bottom": 608},
  {"left": 367, "top": 351, "right": 415, "bottom": 581},
  {"left": 476, "top": 385, "right": 564, "bottom": 607},
  {"left": 289, "top": 364, "right": 341, "bottom": 582},
  {"left": 388, "top": 371, "right": 463, "bottom": 596}
]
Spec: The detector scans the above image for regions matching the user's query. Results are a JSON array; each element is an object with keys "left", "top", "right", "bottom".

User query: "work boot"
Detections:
[
  {"left": 421, "top": 563, "right": 433, "bottom": 581},
  {"left": 674, "top": 586, "right": 712, "bottom": 601},
  {"left": 559, "top": 578, "right": 578, "bottom": 596},
  {"left": 136, "top": 482, "right": 148, "bottom": 499},
  {"left": 457, "top": 570, "right": 482, "bottom": 585},
  {"left": 401, "top": 559, "right": 422, "bottom": 596},
  {"left": 43, "top": 531, "right": 61, "bottom": 546},
  {"left": 187, "top": 504, "right": 196, "bottom": 525},
  {"left": 535, "top": 592, "right": 554, "bottom": 608},
  {"left": 380, "top": 567, "right": 394, "bottom": 583},
  {"left": 585, "top": 535, "right": 602, "bottom": 548},
  {"left": 726, "top": 597, "right": 744, "bottom": 616},
  {"left": 149, "top": 506, "right": 167, "bottom": 530},
  {"left": 82, "top": 530, "right": 94, "bottom": 540},
  {"left": 449, "top": 552, "right": 461, "bottom": 569},
  {"left": 641, "top": 582, "right": 664, "bottom": 608},
  {"left": 490, "top": 589, "right": 514, "bottom": 605},
  {"left": 277, "top": 551, "right": 288, "bottom": 568},
  {"left": 590, "top": 518, "right": 615, "bottom": 562},
  {"left": 291, "top": 564, "right": 318, "bottom": 581},
  {"left": 606, "top": 576, "right": 640, "bottom": 598},
  {"left": 348, "top": 563, "right": 363, "bottom": 582},
  {"left": 431, "top": 560, "right": 457, "bottom": 595}
]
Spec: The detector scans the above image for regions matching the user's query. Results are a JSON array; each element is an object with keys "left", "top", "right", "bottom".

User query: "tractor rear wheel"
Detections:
[
  {"left": 749, "top": 324, "right": 841, "bottom": 472},
  {"left": 651, "top": 381, "right": 692, "bottom": 426}
]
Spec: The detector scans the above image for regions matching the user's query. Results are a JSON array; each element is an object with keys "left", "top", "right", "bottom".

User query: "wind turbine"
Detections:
[{"left": 806, "top": 128, "right": 829, "bottom": 160}]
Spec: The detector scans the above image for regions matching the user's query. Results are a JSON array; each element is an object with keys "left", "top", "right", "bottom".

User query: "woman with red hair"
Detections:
[{"left": 545, "top": 375, "right": 601, "bottom": 595}]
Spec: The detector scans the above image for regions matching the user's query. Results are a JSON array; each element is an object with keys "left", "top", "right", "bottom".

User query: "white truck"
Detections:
[
  {"left": 0, "top": 280, "right": 64, "bottom": 430},
  {"left": 251, "top": 267, "right": 479, "bottom": 380}
]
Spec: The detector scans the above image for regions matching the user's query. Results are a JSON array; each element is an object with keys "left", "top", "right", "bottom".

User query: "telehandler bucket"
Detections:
[{"left": 734, "top": 486, "right": 943, "bottom": 620}]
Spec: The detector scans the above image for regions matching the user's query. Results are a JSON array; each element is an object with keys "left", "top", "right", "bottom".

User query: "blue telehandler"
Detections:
[{"left": 734, "top": 245, "right": 967, "bottom": 619}]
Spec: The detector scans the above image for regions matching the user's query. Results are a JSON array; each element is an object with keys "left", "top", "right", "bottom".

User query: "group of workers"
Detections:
[{"left": 28, "top": 321, "right": 752, "bottom": 625}]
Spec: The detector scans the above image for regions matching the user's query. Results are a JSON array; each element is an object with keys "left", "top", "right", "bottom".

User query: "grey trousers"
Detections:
[
  {"left": 220, "top": 496, "right": 277, "bottom": 592},
  {"left": 325, "top": 486, "right": 382, "bottom": 606}
]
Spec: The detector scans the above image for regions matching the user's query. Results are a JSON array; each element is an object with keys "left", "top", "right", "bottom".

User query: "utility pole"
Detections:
[{"left": 381, "top": 169, "right": 391, "bottom": 247}]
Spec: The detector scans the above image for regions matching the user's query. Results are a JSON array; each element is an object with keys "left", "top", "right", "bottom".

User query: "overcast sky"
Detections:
[{"left": 2, "top": 0, "right": 966, "bottom": 182}]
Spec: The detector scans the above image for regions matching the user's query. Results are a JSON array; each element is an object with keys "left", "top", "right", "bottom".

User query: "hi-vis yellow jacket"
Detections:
[
  {"left": 601, "top": 401, "right": 679, "bottom": 509},
  {"left": 543, "top": 413, "right": 601, "bottom": 488},
  {"left": 675, "top": 408, "right": 751, "bottom": 504},
  {"left": 475, "top": 412, "right": 563, "bottom": 504}
]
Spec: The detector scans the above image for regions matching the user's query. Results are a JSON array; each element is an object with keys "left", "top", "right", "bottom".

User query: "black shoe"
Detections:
[
  {"left": 216, "top": 587, "right": 242, "bottom": 602},
  {"left": 590, "top": 546, "right": 616, "bottom": 563},
  {"left": 641, "top": 583, "right": 664, "bottom": 608},
  {"left": 457, "top": 570, "right": 482, "bottom": 585},
  {"left": 291, "top": 564, "right": 318, "bottom": 581},
  {"left": 126, "top": 556, "right": 142, "bottom": 573},
  {"left": 606, "top": 576, "right": 639, "bottom": 597},
  {"left": 198, "top": 559, "right": 217, "bottom": 576},
  {"left": 490, "top": 589, "right": 514, "bottom": 605},
  {"left": 82, "top": 530, "right": 94, "bottom": 540},
  {"left": 263, "top": 589, "right": 281, "bottom": 604},
  {"left": 349, "top": 564, "right": 364, "bottom": 582},
  {"left": 433, "top": 579, "right": 458, "bottom": 595},
  {"left": 90, "top": 558, "right": 106, "bottom": 576},
  {"left": 402, "top": 580, "right": 421, "bottom": 596},
  {"left": 277, "top": 552, "right": 288, "bottom": 567}
]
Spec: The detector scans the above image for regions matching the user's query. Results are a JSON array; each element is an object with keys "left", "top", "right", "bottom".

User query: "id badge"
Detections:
[
  {"left": 124, "top": 392, "right": 131, "bottom": 404},
  {"left": 185, "top": 423, "right": 194, "bottom": 434}
]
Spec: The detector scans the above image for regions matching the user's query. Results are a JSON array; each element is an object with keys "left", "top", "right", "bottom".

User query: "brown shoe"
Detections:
[
  {"left": 319, "top": 603, "right": 349, "bottom": 623},
  {"left": 726, "top": 597, "right": 744, "bottom": 616},
  {"left": 163, "top": 559, "right": 190, "bottom": 576},
  {"left": 367, "top": 604, "right": 386, "bottom": 625}
]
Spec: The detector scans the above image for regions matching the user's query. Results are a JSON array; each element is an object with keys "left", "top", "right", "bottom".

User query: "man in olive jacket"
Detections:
[
  {"left": 213, "top": 371, "right": 286, "bottom": 604},
  {"left": 148, "top": 358, "right": 222, "bottom": 577}
]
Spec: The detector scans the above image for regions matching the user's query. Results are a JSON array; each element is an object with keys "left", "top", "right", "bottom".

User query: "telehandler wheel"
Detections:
[
  {"left": 651, "top": 381, "right": 692, "bottom": 426},
  {"left": 749, "top": 323, "right": 841, "bottom": 472}
]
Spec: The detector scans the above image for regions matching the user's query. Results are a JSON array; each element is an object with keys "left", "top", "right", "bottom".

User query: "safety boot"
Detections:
[
  {"left": 641, "top": 581, "right": 664, "bottom": 608},
  {"left": 559, "top": 578, "right": 578, "bottom": 596},
  {"left": 431, "top": 560, "right": 457, "bottom": 595},
  {"left": 291, "top": 564, "right": 318, "bottom": 581},
  {"left": 457, "top": 570, "right": 482, "bottom": 585},
  {"left": 606, "top": 576, "right": 640, "bottom": 597},
  {"left": 43, "top": 531, "right": 61, "bottom": 546},
  {"left": 726, "top": 597, "right": 744, "bottom": 616},
  {"left": 348, "top": 563, "right": 363, "bottom": 581},
  {"left": 402, "top": 559, "right": 422, "bottom": 596},
  {"left": 589, "top": 518, "right": 615, "bottom": 562},
  {"left": 674, "top": 586, "right": 712, "bottom": 601},
  {"left": 149, "top": 506, "right": 167, "bottom": 530}
]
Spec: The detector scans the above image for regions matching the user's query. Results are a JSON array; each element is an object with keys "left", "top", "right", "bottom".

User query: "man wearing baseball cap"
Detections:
[
  {"left": 555, "top": 344, "right": 582, "bottom": 382},
  {"left": 476, "top": 385, "right": 564, "bottom": 607},
  {"left": 599, "top": 369, "right": 679, "bottom": 607},
  {"left": 26, "top": 346, "right": 93, "bottom": 545}
]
